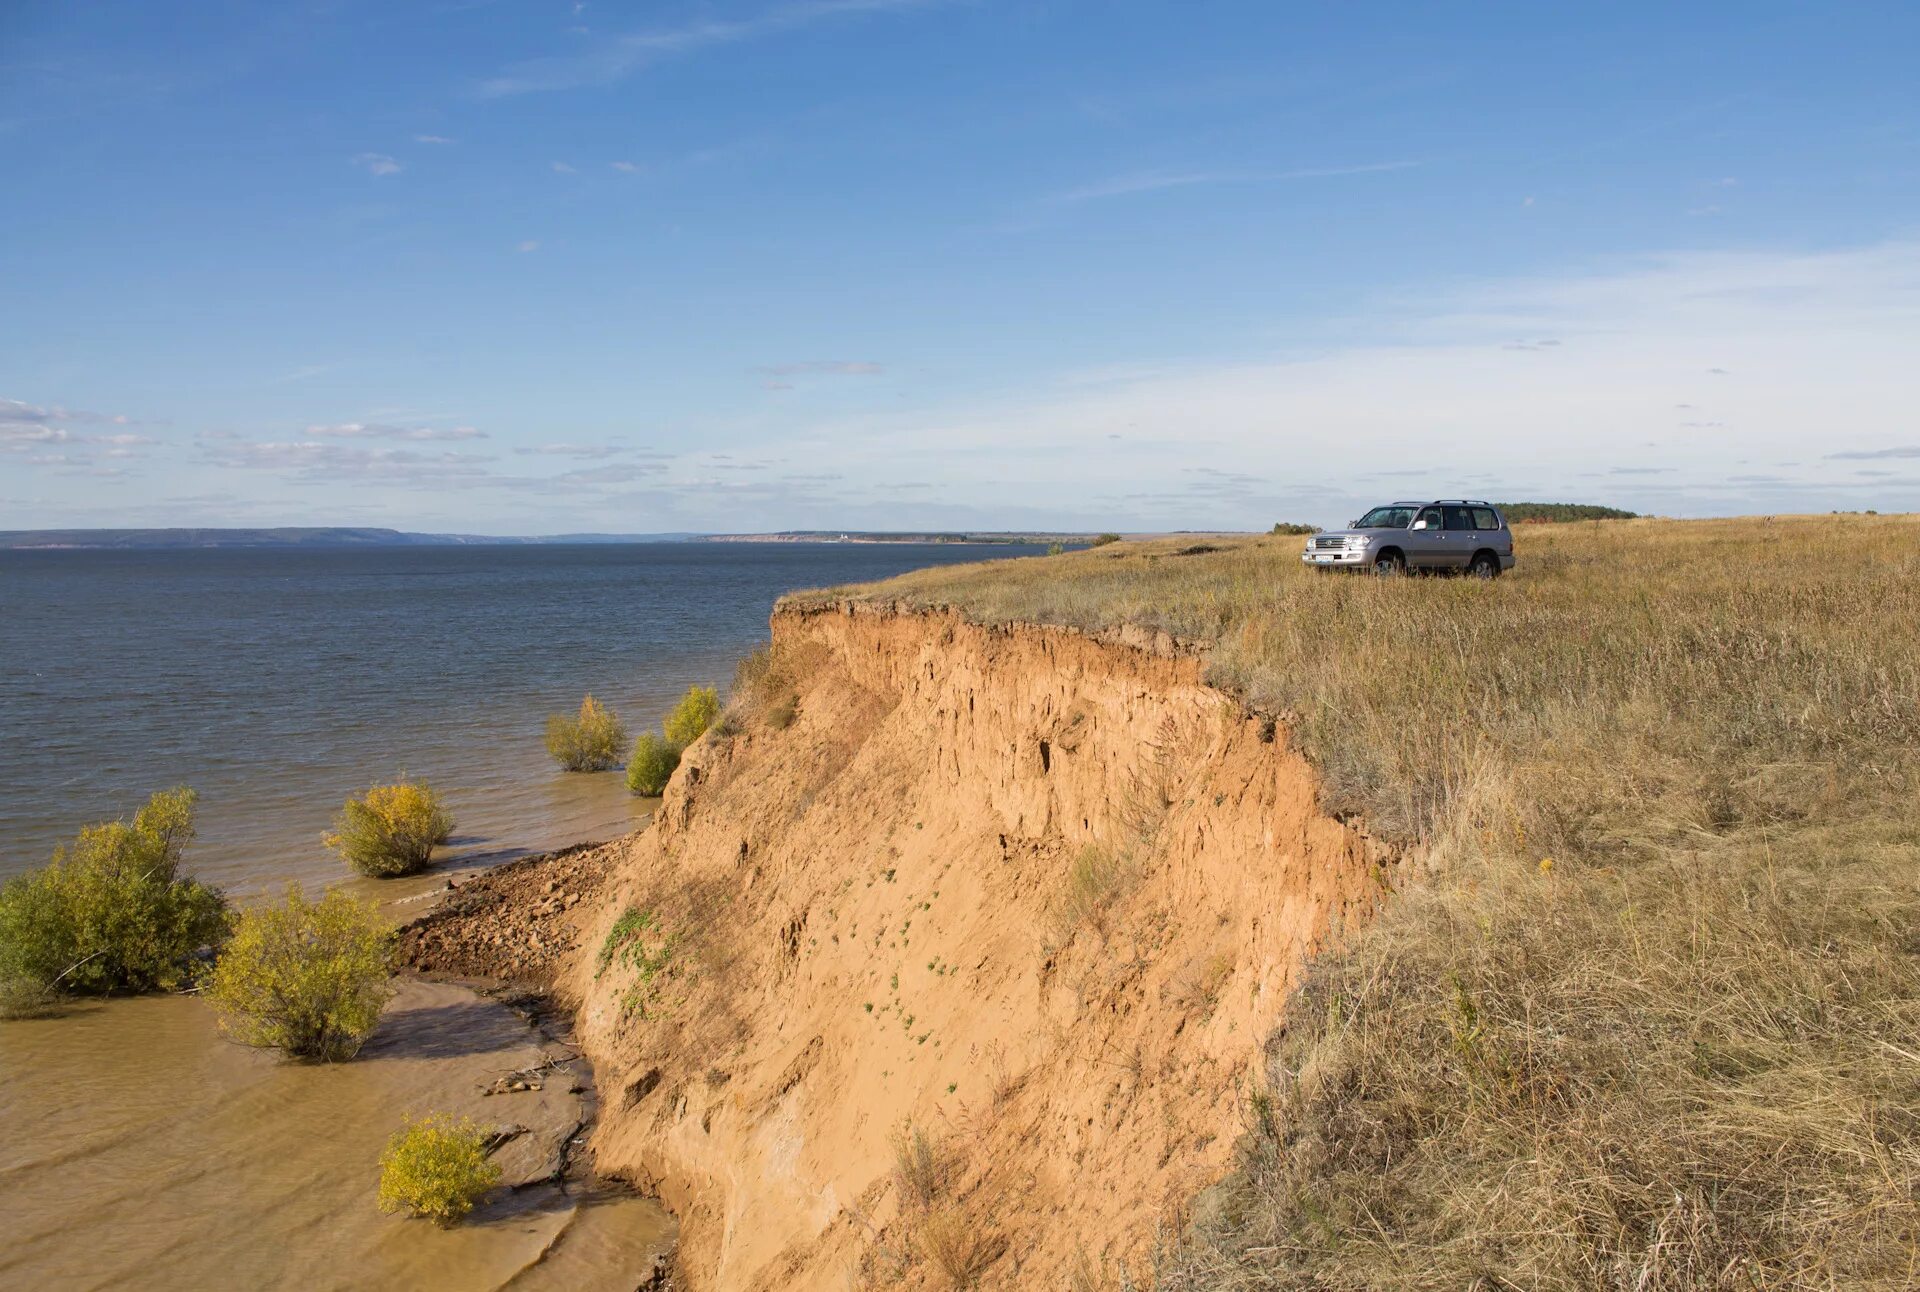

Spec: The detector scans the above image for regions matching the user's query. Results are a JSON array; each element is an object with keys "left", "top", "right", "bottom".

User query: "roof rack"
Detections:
[{"left": 1432, "top": 499, "right": 1492, "bottom": 506}]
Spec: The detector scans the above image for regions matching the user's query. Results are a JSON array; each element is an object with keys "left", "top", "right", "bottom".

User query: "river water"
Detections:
[{"left": 0, "top": 540, "right": 1037, "bottom": 1291}]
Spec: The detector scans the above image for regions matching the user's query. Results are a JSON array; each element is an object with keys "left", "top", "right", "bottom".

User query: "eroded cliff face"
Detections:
[{"left": 552, "top": 604, "right": 1395, "bottom": 1290}]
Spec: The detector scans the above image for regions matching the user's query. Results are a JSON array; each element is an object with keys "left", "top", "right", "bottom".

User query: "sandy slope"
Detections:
[{"left": 409, "top": 602, "right": 1396, "bottom": 1289}]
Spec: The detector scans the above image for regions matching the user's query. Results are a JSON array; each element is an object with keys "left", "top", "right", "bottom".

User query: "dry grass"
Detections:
[
  {"left": 1048, "top": 843, "right": 1140, "bottom": 945},
  {"left": 796, "top": 516, "right": 1920, "bottom": 1290}
]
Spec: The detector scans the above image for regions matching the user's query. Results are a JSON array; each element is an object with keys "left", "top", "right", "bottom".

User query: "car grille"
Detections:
[{"left": 1314, "top": 536, "right": 1347, "bottom": 550}]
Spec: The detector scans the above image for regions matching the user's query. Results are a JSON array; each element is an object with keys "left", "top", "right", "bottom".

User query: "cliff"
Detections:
[{"left": 411, "top": 599, "right": 1397, "bottom": 1289}]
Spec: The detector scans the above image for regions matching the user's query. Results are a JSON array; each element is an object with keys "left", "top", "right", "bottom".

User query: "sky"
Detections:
[{"left": 3, "top": 0, "right": 1918, "bottom": 534}]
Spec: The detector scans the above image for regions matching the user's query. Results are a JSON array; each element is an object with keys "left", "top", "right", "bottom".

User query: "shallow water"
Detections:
[
  {"left": 0, "top": 981, "right": 675, "bottom": 1292},
  {"left": 0, "top": 540, "right": 1041, "bottom": 1289}
]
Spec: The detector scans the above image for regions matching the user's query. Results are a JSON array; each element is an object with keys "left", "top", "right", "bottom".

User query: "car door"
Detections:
[
  {"left": 1407, "top": 507, "right": 1450, "bottom": 569},
  {"left": 1439, "top": 505, "right": 1478, "bottom": 569}
]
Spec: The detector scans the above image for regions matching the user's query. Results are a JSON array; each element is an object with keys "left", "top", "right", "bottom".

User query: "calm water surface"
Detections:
[
  {"left": 0, "top": 541, "right": 1037, "bottom": 1291},
  {"left": 0, "top": 542, "right": 1033, "bottom": 888}
]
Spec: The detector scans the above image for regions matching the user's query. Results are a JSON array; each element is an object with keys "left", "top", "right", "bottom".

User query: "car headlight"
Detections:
[{"left": 1347, "top": 535, "right": 1373, "bottom": 549}]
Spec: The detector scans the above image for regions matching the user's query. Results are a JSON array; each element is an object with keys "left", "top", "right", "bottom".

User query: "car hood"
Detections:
[{"left": 1310, "top": 527, "right": 1406, "bottom": 540}]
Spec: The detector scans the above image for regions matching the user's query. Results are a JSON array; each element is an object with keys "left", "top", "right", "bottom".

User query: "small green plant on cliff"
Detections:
[
  {"left": 0, "top": 787, "right": 230, "bottom": 1003},
  {"left": 596, "top": 906, "right": 679, "bottom": 1017},
  {"left": 662, "top": 685, "right": 720, "bottom": 747},
  {"left": 205, "top": 884, "right": 393, "bottom": 1061},
  {"left": 624, "top": 731, "right": 681, "bottom": 796},
  {"left": 545, "top": 694, "right": 628, "bottom": 771},
  {"left": 1047, "top": 844, "right": 1136, "bottom": 944},
  {"left": 325, "top": 782, "right": 453, "bottom": 878},
  {"left": 376, "top": 1113, "right": 501, "bottom": 1226}
]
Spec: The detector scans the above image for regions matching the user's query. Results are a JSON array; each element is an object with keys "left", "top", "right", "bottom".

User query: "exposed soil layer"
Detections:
[{"left": 409, "top": 604, "right": 1398, "bottom": 1290}]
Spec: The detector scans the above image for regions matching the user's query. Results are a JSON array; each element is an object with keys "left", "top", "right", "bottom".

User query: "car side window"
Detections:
[
  {"left": 1471, "top": 507, "right": 1500, "bottom": 530},
  {"left": 1414, "top": 508, "right": 1442, "bottom": 530},
  {"left": 1443, "top": 506, "right": 1474, "bottom": 531}
]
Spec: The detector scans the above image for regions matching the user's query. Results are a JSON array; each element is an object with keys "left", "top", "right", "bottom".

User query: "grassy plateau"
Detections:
[{"left": 795, "top": 515, "right": 1920, "bottom": 1291}]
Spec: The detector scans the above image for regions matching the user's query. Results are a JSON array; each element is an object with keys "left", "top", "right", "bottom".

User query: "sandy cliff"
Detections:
[{"left": 411, "top": 601, "right": 1397, "bottom": 1289}]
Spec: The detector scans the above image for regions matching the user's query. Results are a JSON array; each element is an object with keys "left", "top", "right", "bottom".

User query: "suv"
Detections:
[{"left": 1301, "top": 500, "right": 1515, "bottom": 577}]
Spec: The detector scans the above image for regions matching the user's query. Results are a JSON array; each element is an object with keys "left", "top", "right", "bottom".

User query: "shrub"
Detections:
[
  {"left": 0, "top": 976, "right": 63, "bottom": 1019},
  {"left": 325, "top": 782, "right": 453, "bottom": 878},
  {"left": 376, "top": 1113, "right": 502, "bottom": 1226},
  {"left": 662, "top": 685, "right": 720, "bottom": 747},
  {"left": 625, "top": 732, "right": 681, "bottom": 796},
  {"left": 1270, "top": 520, "right": 1317, "bottom": 535},
  {"left": 545, "top": 694, "right": 627, "bottom": 771},
  {"left": 1046, "top": 542, "right": 1065, "bottom": 556},
  {"left": 205, "top": 884, "right": 393, "bottom": 1061},
  {"left": 1047, "top": 844, "right": 1136, "bottom": 943},
  {"left": 892, "top": 1123, "right": 949, "bottom": 1209},
  {"left": 1089, "top": 533, "right": 1122, "bottom": 547},
  {"left": 0, "top": 787, "right": 230, "bottom": 998}
]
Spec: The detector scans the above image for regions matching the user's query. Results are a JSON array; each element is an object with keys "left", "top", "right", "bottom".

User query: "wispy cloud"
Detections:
[
  {"left": 551, "top": 160, "right": 576, "bottom": 174},
  {"left": 352, "top": 152, "right": 402, "bottom": 176},
  {"left": 414, "top": 134, "right": 455, "bottom": 145},
  {"left": 610, "top": 160, "right": 640, "bottom": 173},
  {"left": 479, "top": 0, "right": 941, "bottom": 97},
  {"left": 756, "top": 360, "right": 884, "bottom": 377},
  {"left": 303, "top": 422, "right": 488, "bottom": 442},
  {"left": 517, "top": 239, "right": 541, "bottom": 253},
  {"left": 1046, "top": 159, "right": 1421, "bottom": 205},
  {"left": 1826, "top": 445, "right": 1920, "bottom": 460}
]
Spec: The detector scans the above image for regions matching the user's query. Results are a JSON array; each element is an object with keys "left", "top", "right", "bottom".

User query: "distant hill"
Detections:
[
  {"left": 0, "top": 527, "right": 694, "bottom": 550},
  {"left": 1496, "top": 502, "right": 1638, "bottom": 523}
]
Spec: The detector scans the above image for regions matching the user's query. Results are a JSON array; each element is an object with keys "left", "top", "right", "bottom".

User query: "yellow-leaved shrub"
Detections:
[
  {"left": 377, "top": 1114, "right": 502, "bottom": 1226},
  {"left": 325, "top": 782, "right": 453, "bottom": 877},
  {"left": 545, "top": 694, "right": 627, "bottom": 772},
  {"left": 205, "top": 883, "right": 392, "bottom": 1061}
]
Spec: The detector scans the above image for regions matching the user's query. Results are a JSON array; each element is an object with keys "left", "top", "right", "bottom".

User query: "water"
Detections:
[
  {"left": 0, "top": 542, "right": 1034, "bottom": 888},
  {"left": 0, "top": 540, "right": 1039, "bottom": 1291}
]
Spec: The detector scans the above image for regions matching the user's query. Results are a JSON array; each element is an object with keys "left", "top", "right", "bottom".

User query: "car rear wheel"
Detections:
[
  {"left": 1373, "top": 551, "right": 1406, "bottom": 577},
  {"left": 1468, "top": 551, "right": 1501, "bottom": 579}
]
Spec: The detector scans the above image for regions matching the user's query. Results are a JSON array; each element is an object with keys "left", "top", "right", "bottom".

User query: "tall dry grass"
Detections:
[{"left": 795, "top": 515, "right": 1920, "bottom": 1289}]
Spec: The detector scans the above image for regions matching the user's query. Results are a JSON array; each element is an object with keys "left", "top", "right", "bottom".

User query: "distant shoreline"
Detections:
[{"left": 0, "top": 526, "right": 1103, "bottom": 552}]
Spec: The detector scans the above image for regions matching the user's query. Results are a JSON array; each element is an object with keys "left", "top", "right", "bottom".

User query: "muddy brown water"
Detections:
[{"left": 0, "top": 980, "right": 674, "bottom": 1291}]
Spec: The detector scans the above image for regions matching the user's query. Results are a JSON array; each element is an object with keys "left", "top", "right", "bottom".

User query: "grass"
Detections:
[
  {"left": 793, "top": 515, "right": 1920, "bottom": 1290},
  {"left": 1048, "top": 843, "right": 1138, "bottom": 945}
]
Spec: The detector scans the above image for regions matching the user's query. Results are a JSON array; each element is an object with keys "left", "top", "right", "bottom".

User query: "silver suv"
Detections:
[{"left": 1301, "top": 500, "right": 1515, "bottom": 577}]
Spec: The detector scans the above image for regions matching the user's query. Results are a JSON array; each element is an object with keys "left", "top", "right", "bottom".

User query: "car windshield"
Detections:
[{"left": 1355, "top": 506, "right": 1416, "bottom": 529}]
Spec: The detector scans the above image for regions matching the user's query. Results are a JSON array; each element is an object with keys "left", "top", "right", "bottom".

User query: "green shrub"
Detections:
[
  {"left": 1046, "top": 542, "right": 1065, "bottom": 556},
  {"left": 1089, "top": 533, "right": 1122, "bottom": 547},
  {"left": 1270, "top": 521, "right": 1318, "bottom": 535},
  {"left": 0, "top": 976, "right": 63, "bottom": 1019},
  {"left": 205, "top": 884, "right": 393, "bottom": 1061},
  {"left": 376, "top": 1113, "right": 502, "bottom": 1226},
  {"left": 545, "top": 694, "right": 627, "bottom": 771},
  {"left": 325, "top": 782, "right": 453, "bottom": 878},
  {"left": 625, "top": 732, "right": 681, "bottom": 796},
  {"left": 662, "top": 685, "right": 720, "bottom": 747},
  {"left": 0, "top": 787, "right": 230, "bottom": 998}
]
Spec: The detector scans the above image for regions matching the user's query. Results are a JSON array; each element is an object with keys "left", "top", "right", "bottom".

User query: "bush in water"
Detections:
[
  {"left": 326, "top": 782, "right": 453, "bottom": 878},
  {"left": 377, "top": 1114, "right": 503, "bottom": 1226},
  {"left": 545, "top": 694, "right": 628, "bottom": 772},
  {"left": 662, "top": 685, "right": 720, "bottom": 748},
  {"left": 625, "top": 731, "right": 681, "bottom": 796},
  {"left": 205, "top": 883, "right": 393, "bottom": 1062}
]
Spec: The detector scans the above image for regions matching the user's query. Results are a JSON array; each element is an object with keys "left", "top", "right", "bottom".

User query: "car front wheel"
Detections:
[{"left": 1373, "top": 551, "right": 1406, "bottom": 577}]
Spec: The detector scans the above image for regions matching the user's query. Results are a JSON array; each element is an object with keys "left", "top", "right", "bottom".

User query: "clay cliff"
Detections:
[{"left": 412, "top": 601, "right": 1397, "bottom": 1289}]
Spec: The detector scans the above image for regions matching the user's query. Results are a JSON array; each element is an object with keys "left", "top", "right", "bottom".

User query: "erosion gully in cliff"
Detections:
[{"left": 404, "top": 600, "right": 1399, "bottom": 1291}]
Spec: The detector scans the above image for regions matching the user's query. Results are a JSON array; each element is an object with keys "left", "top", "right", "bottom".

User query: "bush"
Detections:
[
  {"left": 545, "top": 694, "right": 627, "bottom": 772},
  {"left": 1270, "top": 521, "right": 1318, "bottom": 535},
  {"left": 0, "top": 976, "right": 63, "bottom": 1019},
  {"left": 205, "top": 884, "right": 393, "bottom": 1061},
  {"left": 625, "top": 731, "right": 681, "bottom": 796},
  {"left": 662, "top": 685, "right": 720, "bottom": 747},
  {"left": 376, "top": 1113, "right": 502, "bottom": 1226},
  {"left": 1089, "top": 533, "right": 1122, "bottom": 547},
  {"left": 325, "top": 782, "right": 453, "bottom": 878},
  {"left": 0, "top": 787, "right": 230, "bottom": 998},
  {"left": 1046, "top": 542, "right": 1065, "bottom": 556}
]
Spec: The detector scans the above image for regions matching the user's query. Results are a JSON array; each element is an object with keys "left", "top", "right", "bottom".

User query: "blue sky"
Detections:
[{"left": 3, "top": 0, "right": 1918, "bottom": 533}]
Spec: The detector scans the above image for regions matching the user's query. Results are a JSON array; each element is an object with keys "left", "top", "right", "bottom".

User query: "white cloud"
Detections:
[
  {"left": 610, "top": 160, "right": 639, "bottom": 173},
  {"left": 302, "top": 422, "right": 488, "bottom": 442},
  {"left": 479, "top": 0, "right": 942, "bottom": 96},
  {"left": 517, "top": 239, "right": 541, "bottom": 253},
  {"left": 352, "top": 152, "right": 402, "bottom": 176},
  {"left": 551, "top": 160, "right": 576, "bottom": 174},
  {"left": 414, "top": 134, "right": 455, "bottom": 145},
  {"left": 1046, "top": 160, "right": 1421, "bottom": 205}
]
